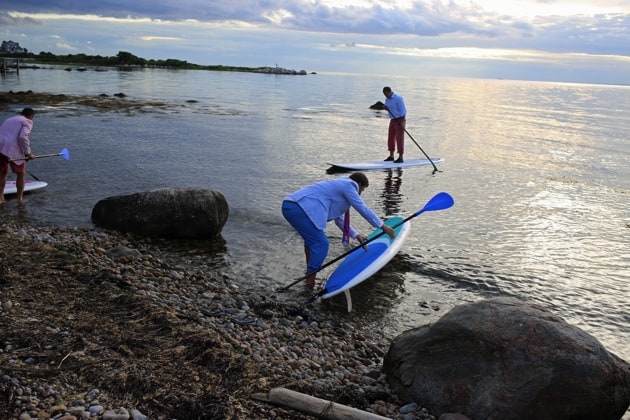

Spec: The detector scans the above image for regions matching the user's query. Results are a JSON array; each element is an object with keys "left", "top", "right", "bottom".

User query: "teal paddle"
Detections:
[
  {"left": 10, "top": 147, "right": 70, "bottom": 161},
  {"left": 276, "top": 192, "right": 454, "bottom": 293}
]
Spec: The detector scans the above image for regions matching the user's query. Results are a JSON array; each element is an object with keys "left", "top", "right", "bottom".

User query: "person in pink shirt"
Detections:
[{"left": 0, "top": 108, "right": 36, "bottom": 205}]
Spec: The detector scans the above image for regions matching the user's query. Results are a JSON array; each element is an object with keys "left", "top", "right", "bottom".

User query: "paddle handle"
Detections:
[{"left": 9, "top": 155, "right": 32, "bottom": 162}]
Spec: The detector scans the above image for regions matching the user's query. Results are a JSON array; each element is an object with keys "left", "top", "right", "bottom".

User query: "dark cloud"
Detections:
[
  {"left": 0, "top": 1, "right": 274, "bottom": 21},
  {"left": 0, "top": 0, "right": 627, "bottom": 45},
  {"left": 1, "top": 0, "right": 628, "bottom": 57}
]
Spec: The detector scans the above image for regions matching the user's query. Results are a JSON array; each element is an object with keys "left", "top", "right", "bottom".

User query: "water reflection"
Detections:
[
  {"left": 319, "top": 254, "right": 408, "bottom": 318},
  {"left": 381, "top": 168, "right": 403, "bottom": 216}
]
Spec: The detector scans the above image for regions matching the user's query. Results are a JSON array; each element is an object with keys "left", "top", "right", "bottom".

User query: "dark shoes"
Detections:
[{"left": 385, "top": 156, "right": 404, "bottom": 163}]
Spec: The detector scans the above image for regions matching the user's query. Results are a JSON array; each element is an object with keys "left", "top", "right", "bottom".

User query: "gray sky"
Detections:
[{"left": 1, "top": 0, "right": 629, "bottom": 85}]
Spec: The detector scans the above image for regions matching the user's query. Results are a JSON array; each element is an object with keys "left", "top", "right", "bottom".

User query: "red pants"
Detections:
[{"left": 387, "top": 118, "right": 405, "bottom": 154}]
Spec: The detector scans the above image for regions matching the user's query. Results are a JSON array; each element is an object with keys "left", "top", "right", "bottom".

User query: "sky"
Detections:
[{"left": 1, "top": 1, "right": 629, "bottom": 85}]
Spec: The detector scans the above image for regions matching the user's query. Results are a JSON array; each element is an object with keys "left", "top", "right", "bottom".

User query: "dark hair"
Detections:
[
  {"left": 21, "top": 108, "right": 35, "bottom": 118},
  {"left": 349, "top": 172, "right": 369, "bottom": 188},
  {"left": 383, "top": 86, "right": 392, "bottom": 94}
]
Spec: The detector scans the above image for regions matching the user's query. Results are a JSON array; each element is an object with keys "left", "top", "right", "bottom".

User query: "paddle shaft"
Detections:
[
  {"left": 9, "top": 148, "right": 69, "bottom": 162},
  {"left": 10, "top": 153, "right": 58, "bottom": 161},
  {"left": 27, "top": 170, "right": 41, "bottom": 181},
  {"left": 277, "top": 212, "right": 417, "bottom": 292},
  {"left": 384, "top": 106, "right": 440, "bottom": 173}
]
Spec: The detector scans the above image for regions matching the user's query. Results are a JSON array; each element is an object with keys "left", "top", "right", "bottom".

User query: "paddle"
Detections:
[
  {"left": 276, "top": 192, "right": 454, "bottom": 293},
  {"left": 383, "top": 106, "right": 440, "bottom": 174},
  {"left": 27, "top": 170, "right": 41, "bottom": 181},
  {"left": 10, "top": 148, "right": 70, "bottom": 161}
]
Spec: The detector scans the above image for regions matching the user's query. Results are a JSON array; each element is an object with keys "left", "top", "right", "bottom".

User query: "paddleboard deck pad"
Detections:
[
  {"left": 327, "top": 158, "right": 443, "bottom": 171},
  {"left": 4, "top": 180, "right": 48, "bottom": 195},
  {"left": 319, "top": 215, "right": 410, "bottom": 303}
]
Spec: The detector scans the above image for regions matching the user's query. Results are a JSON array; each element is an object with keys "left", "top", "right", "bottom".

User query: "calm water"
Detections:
[{"left": 1, "top": 66, "right": 628, "bottom": 364}]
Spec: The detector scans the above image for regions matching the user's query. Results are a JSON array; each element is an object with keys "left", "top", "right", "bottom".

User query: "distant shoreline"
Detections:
[{"left": 0, "top": 50, "right": 312, "bottom": 75}]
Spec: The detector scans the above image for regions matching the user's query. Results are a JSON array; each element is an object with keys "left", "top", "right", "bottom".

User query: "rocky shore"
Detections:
[{"left": 0, "top": 220, "right": 434, "bottom": 419}]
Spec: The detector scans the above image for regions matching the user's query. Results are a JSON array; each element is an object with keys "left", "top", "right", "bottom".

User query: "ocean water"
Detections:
[{"left": 1, "top": 66, "right": 628, "bottom": 367}]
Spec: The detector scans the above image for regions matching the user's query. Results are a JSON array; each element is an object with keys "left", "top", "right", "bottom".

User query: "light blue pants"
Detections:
[{"left": 282, "top": 200, "right": 329, "bottom": 274}]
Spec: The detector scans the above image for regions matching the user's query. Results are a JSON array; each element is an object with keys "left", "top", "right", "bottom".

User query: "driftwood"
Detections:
[{"left": 251, "top": 387, "right": 390, "bottom": 419}]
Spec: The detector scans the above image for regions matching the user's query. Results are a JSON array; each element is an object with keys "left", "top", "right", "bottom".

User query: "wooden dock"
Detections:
[{"left": 0, "top": 57, "right": 20, "bottom": 74}]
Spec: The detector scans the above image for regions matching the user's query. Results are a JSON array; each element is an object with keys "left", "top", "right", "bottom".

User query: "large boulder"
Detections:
[
  {"left": 91, "top": 188, "right": 228, "bottom": 238},
  {"left": 383, "top": 297, "right": 630, "bottom": 420}
]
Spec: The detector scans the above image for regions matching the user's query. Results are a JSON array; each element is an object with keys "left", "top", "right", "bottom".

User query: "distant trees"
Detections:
[
  {"left": 2, "top": 50, "right": 190, "bottom": 68},
  {"left": 1, "top": 48, "right": 305, "bottom": 74}
]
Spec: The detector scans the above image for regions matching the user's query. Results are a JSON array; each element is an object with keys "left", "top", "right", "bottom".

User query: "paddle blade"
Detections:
[
  {"left": 60, "top": 148, "right": 70, "bottom": 160},
  {"left": 415, "top": 192, "right": 454, "bottom": 215}
]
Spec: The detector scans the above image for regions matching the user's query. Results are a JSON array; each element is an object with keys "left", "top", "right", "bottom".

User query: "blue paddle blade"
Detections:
[
  {"left": 416, "top": 192, "right": 454, "bottom": 215},
  {"left": 60, "top": 148, "right": 70, "bottom": 160}
]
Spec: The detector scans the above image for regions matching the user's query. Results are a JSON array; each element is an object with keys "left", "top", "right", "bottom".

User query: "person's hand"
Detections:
[
  {"left": 400, "top": 120, "right": 406, "bottom": 129},
  {"left": 382, "top": 224, "right": 395, "bottom": 239},
  {"left": 356, "top": 234, "right": 368, "bottom": 250},
  {"left": 27, "top": 153, "right": 35, "bottom": 160}
]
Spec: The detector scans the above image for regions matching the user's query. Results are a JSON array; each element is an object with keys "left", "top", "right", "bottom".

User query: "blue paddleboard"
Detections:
[{"left": 320, "top": 216, "right": 410, "bottom": 300}]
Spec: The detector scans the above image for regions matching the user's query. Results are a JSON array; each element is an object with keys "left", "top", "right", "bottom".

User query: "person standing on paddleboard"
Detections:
[
  {"left": 382, "top": 86, "right": 407, "bottom": 163},
  {"left": 0, "top": 108, "right": 36, "bottom": 205},
  {"left": 282, "top": 172, "right": 396, "bottom": 287}
]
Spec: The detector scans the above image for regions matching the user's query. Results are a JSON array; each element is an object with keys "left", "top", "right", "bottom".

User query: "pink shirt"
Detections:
[{"left": 0, "top": 114, "right": 33, "bottom": 164}]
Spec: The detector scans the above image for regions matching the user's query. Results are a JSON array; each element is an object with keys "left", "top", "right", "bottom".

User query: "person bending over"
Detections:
[{"left": 282, "top": 172, "right": 395, "bottom": 287}]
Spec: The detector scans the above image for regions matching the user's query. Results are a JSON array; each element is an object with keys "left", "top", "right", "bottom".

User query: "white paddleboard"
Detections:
[
  {"left": 320, "top": 216, "right": 410, "bottom": 301},
  {"left": 4, "top": 180, "right": 48, "bottom": 195},
  {"left": 327, "top": 158, "right": 443, "bottom": 171}
]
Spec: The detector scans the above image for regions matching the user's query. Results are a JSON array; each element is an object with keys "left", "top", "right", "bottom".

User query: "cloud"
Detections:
[
  {"left": 2, "top": 1, "right": 627, "bottom": 54},
  {"left": 1, "top": 1, "right": 628, "bottom": 84},
  {"left": 0, "top": 10, "right": 40, "bottom": 26}
]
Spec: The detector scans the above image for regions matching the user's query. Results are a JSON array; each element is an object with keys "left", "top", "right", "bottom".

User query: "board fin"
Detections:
[{"left": 343, "top": 289, "right": 353, "bottom": 313}]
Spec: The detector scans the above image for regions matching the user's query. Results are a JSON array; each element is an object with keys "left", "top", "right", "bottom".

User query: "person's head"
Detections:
[
  {"left": 21, "top": 108, "right": 35, "bottom": 120},
  {"left": 349, "top": 172, "right": 369, "bottom": 194},
  {"left": 383, "top": 86, "right": 393, "bottom": 99}
]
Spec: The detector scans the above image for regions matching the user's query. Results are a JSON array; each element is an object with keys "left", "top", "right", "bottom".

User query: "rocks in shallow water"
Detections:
[
  {"left": 91, "top": 188, "right": 228, "bottom": 238},
  {"left": 384, "top": 297, "right": 630, "bottom": 419},
  {"left": 369, "top": 101, "right": 386, "bottom": 110}
]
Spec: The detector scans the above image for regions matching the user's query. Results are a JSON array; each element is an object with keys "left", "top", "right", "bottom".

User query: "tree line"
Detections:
[{"left": 3, "top": 50, "right": 266, "bottom": 72}]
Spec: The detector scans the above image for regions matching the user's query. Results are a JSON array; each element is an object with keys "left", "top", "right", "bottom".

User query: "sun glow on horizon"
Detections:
[{"left": 386, "top": 45, "right": 630, "bottom": 64}]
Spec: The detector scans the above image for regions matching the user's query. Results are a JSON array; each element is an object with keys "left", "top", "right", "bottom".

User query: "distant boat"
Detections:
[
  {"left": 77, "top": 67, "right": 87, "bottom": 72},
  {"left": 64, "top": 67, "right": 72, "bottom": 71},
  {"left": 95, "top": 67, "right": 108, "bottom": 72}
]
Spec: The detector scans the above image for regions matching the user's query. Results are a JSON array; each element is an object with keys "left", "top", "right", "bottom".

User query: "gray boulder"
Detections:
[
  {"left": 91, "top": 188, "right": 228, "bottom": 238},
  {"left": 383, "top": 297, "right": 630, "bottom": 420}
]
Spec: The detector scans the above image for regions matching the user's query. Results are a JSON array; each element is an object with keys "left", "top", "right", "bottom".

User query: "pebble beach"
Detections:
[{"left": 0, "top": 220, "right": 436, "bottom": 420}]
